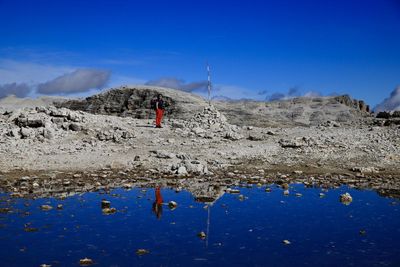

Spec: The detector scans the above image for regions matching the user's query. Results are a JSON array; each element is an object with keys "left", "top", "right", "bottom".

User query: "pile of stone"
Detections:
[
  {"left": 172, "top": 105, "right": 244, "bottom": 140},
  {"left": 0, "top": 106, "right": 136, "bottom": 143},
  {"left": 1, "top": 106, "right": 85, "bottom": 141}
]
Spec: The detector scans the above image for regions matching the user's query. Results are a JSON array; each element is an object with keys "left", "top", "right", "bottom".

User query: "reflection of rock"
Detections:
[
  {"left": 1, "top": 170, "right": 399, "bottom": 202},
  {"left": 191, "top": 182, "right": 226, "bottom": 204}
]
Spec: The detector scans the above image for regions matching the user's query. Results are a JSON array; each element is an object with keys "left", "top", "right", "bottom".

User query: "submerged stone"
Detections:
[
  {"left": 102, "top": 207, "right": 117, "bottom": 215},
  {"left": 340, "top": 193, "right": 353, "bottom": 205},
  {"left": 79, "top": 258, "right": 94, "bottom": 266},
  {"left": 168, "top": 201, "right": 178, "bottom": 210},
  {"left": 198, "top": 231, "right": 207, "bottom": 239},
  {"left": 40, "top": 205, "right": 53, "bottom": 211},
  {"left": 101, "top": 199, "right": 111, "bottom": 209},
  {"left": 136, "top": 249, "right": 149, "bottom": 256},
  {"left": 24, "top": 227, "right": 38, "bottom": 232},
  {"left": 226, "top": 188, "right": 240, "bottom": 194}
]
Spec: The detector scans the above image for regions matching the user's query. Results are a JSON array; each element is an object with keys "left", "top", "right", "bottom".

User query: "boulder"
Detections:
[
  {"left": 279, "top": 138, "right": 305, "bottom": 148},
  {"left": 69, "top": 123, "right": 81, "bottom": 131},
  {"left": 20, "top": 128, "right": 33, "bottom": 139}
]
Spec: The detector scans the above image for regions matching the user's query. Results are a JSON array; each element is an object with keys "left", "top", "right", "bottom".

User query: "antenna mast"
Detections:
[{"left": 207, "top": 62, "right": 212, "bottom": 105}]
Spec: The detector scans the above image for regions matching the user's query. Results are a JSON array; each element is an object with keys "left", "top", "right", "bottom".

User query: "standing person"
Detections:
[{"left": 155, "top": 94, "right": 165, "bottom": 128}]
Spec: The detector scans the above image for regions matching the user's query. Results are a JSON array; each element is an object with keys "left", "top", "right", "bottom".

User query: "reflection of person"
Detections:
[{"left": 152, "top": 186, "right": 163, "bottom": 219}]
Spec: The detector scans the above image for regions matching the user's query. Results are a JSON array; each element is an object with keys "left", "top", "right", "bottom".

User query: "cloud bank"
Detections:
[
  {"left": 37, "top": 69, "right": 111, "bottom": 95},
  {"left": 0, "top": 83, "right": 31, "bottom": 98},
  {"left": 267, "top": 87, "right": 300, "bottom": 101},
  {"left": 266, "top": 87, "right": 323, "bottom": 101},
  {"left": 145, "top": 77, "right": 208, "bottom": 92},
  {"left": 375, "top": 86, "right": 400, "bottom": 112}
]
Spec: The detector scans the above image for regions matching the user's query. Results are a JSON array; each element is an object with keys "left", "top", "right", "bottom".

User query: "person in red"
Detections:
[
  {"left": 155, "top": 94, "right": 165, "bottom": 128},
  {"left": 152, "top": 186, "right": 163, "bottom": 219}
]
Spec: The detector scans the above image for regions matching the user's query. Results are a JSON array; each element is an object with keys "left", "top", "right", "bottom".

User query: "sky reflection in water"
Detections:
[{"left": 0, "top": 184, "right": 399, "bottom": 267}]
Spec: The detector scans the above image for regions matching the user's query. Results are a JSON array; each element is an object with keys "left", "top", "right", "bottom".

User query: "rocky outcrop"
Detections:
[
  {"left": 55, "top": 85, "right": 209, "bottom": 120},
  {"left": 334, "top": 95, "right": 370, "bottom": 113},
  {"left": 375, "top": 111, "right": 400, "bottom": 126}
]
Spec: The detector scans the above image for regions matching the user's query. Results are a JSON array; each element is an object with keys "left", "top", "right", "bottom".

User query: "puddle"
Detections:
[{"left": 0, "top": 184, "right": 399, "bottom": 266}]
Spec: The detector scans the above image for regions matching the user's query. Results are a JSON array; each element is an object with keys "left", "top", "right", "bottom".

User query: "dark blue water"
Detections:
[{"left": 0, "top": 184, "right": 399, "bottom": 267}]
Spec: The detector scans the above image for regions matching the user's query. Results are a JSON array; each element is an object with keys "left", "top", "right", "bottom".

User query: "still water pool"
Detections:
[{"left": 0, "top": 184, "right": 399, "bottom": 267}]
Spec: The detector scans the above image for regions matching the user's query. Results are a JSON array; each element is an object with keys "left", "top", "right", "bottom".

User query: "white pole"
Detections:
[{"left": 207, "top": 63, "right": 211, "bottom": 105}]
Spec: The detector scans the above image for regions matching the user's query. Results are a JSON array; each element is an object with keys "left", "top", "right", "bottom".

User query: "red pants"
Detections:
[{"left": 155, "top": 108, "right": 164, "bottom": 127}]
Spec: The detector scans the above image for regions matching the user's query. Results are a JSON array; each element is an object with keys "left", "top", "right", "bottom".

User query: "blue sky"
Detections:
[{"left": 0, "top": 0, "right": 399, "bottom": 107}]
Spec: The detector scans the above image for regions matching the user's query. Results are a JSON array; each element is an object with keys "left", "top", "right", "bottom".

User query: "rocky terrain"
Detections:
[{"left": 0, "top": 86, "right": 399, "bottom": 197}]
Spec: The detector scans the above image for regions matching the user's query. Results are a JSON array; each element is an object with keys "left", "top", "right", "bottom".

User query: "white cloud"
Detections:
[
  {"left": 0, "top": 83, "right": 31, "bottom": 98},
  {"left": 303, "top": 91, "right": 322, "bottom": 98},
  {"left": 109, "top": 74, "right": 146, "bottom": 88},
  {"left": 0, "top": 59, "right": 74, "bottom": 85},
  {"left": 145, "top": 77, "right": 208, "bottom": 92},
  {"left": 37, "top": 69, "right": 111, "bottom": 95},
  {"left": 207, "top": 84, "right": 265, "bottom": 101},
  {"left": 375, "top": 86, "right": 400, "bottom": 112}
]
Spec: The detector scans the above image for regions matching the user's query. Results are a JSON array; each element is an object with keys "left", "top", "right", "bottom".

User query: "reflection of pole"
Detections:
[
  {"left": 207, "top": 63, "right": 212, "bottom": 105},
  {"left": 206, "top": 205, "right": 211, "bottom": 248}
]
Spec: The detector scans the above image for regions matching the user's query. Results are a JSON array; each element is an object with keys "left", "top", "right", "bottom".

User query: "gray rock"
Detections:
[
  {"left": 225, "top": 131, "right": 244, "bottom": 141},
  {"left": 153, "top": 150, "right": 175, "bottom": 159},
  {"left": 69, "top": 123, "right": 81, "bottom": 131},
  {"left": 43, "top": 127, "right": 55, "bottom": 139},
  {"left": 177, "top": 166, "right": 188, "bottom": 175},
  {"left": 8, "top": 128, "right": 21, "bottom": 138},
  {"left": 20, "top": 127, "right": 33, "bottom": 139},
  {"left": 279, "top": 138, "right": 305, "bottom": 148}
]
